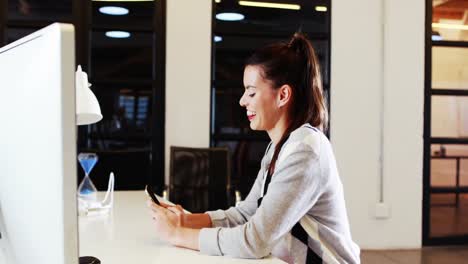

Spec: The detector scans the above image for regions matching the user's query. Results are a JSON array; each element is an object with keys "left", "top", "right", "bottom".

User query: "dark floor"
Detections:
[
  {"left": 431, "top": 194, "right": 468, "bottom": 237},
  {"left": 362, "top": 247, "right": 468, "bottom": 264}
]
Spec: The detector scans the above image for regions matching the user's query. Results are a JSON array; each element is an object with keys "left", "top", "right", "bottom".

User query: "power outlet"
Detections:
[{"left": 375, "top": 202, "right": 391, "bottom": 219}]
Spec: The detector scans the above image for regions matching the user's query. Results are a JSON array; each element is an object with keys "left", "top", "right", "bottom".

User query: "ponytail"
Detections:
[{"left": 246, "top": 32, "right": 328, "bottom": 175}]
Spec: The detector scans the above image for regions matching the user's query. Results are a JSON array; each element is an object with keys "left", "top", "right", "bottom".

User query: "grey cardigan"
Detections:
[{"left": 199, "top": 124, "right": 360, "bottom": 264}]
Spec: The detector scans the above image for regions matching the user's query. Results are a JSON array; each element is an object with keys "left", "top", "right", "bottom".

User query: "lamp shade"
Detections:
[{"left": 76, "top": 66, "right": 103, "bottom": 125}]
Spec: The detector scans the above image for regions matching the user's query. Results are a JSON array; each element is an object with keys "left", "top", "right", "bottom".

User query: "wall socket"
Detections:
[{"left": 375, "top": 202, "right": 391, "bottom": 219}]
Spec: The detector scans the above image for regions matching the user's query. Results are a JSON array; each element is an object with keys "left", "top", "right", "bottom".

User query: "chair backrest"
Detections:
[{"left": 169, "top": 146, "right": 231, "bottom": 213}]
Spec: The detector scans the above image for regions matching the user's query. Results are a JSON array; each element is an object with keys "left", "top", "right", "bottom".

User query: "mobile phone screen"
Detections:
[{"left": 145, "top": 185, "right": 161, "bottom": 205}]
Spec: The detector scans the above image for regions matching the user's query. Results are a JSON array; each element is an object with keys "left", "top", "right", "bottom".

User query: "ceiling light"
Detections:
[
  {"left": 432, "top": 35, "right": 443, "bottom": 41},
  {"left": 214, "top": 36, "right": 223, "bottom": 42},
  {"left": 315, "top": 6, "right": 327, "bottom": 12},
  {"left": 432, "top": 23, "right": 468, "bottom": 31},
  {"left": 432, "top": 31, "right": 442, "bottom": 41},
  {"left": 238, "top": 1, "right": 300, "bottom": 10},
  {"left": 93, "top": 0, "right": 152, "bottom": 2},
  {"left": 99, "top": 6, "right": 129, "bottom": 15},
  {"left": 216, "top": 12, "right": 245, "bottom": 21},
  {"left": 105, "top": 31, "right": 131, "bottom": 38},
  {"left": 215, "top": 0, "right": 221, "bottom": 3}
]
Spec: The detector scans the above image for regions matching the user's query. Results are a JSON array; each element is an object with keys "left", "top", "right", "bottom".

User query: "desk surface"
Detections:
[{"left": 79, "top": 191, "right": 284, "bottom": 264}]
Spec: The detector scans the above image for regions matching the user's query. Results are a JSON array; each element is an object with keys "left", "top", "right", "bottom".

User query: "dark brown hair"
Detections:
[{"left": 245, "top": 33, "right": 328, "bottom": 175}]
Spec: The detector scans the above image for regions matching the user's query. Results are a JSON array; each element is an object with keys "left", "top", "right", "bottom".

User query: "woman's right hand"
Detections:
[
  {"left": 149, "top": 201, "right": 186, "bottom": 227},
  {"left": 165, "top": 204, "right": 186, "bottom": 227}
]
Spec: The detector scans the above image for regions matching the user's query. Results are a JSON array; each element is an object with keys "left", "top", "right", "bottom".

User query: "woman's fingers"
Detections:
[
  {"left": 167, "top": 206, "right": 182, "bottom": 216},
  {"left": 166, "top": 205, "right": 184, "bottom": 227},
  {"left": 176, "top": 205, "right": 184, "bottom": 213},
  {"left": 147, "top": 199, "right": 155, "bottom": 207},
  {"left": 167, "top": 205, "right": 184, "bottom": 215},
  {"left": 149, "top": 210, "right": 158, "bottom": 219},
  {"left": 147, "top": 199, "right": 183, "bottom": 215},
  {"left": 146, "top": 199, "right": 159, "bottom": 210},
  {"left": 147, "top": 199, "right": 178, "bottom": 219},
  {"left": 159, "top": 202, "right": 172, "bottom": 208},
  {"left": 147, "top": 200, "right": 166, "bottom": 215}
]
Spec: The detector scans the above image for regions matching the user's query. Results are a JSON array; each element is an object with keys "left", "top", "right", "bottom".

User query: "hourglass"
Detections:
[{"left": 77, "top": 153, "right": 98, "bottom": 202}]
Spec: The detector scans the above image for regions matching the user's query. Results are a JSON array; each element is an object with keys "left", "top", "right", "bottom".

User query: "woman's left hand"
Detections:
[{"left": 146, "top": 200, "right": 180, "bottom": 245}]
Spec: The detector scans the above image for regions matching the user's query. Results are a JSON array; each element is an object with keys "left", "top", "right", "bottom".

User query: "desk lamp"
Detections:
[{"left": 76, "top": 65, "right": 102, "bottom": 125}]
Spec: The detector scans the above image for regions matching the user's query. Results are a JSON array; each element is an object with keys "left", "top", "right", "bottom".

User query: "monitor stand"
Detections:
[
  {"left": 0, "top": 206, "right": 13, "bottom": 263},
  {"left": 79, "top": 256, "right": 101, "bottom": 264}
]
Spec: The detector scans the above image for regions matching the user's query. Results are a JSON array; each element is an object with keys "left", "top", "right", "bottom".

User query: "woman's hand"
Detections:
[
  {"left": 146, "top": 200, "right": 186, "bottom": 245},
  {"left": 166, "top": 204, "right": 186, "bottom": 227},
  {"left": 146, "top": 200, "right": 201, "bottom": 250}
]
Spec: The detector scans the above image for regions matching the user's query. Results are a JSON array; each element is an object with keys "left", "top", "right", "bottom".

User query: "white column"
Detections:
[{"left": 165, "top": 0, "right": 212, "bottom": 183}]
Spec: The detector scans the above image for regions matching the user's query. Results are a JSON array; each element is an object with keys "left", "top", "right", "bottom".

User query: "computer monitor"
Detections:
[{"left": 0, "top": 23, "right": 78, "bottom": 264}]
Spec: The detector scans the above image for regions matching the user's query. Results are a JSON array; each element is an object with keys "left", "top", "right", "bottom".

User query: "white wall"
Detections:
[
  {"left": 331, "top": 0, "right": 425, "bottom": 249},
  {"left": 165, "top": 0, "right": 212, "bottom": 183}
]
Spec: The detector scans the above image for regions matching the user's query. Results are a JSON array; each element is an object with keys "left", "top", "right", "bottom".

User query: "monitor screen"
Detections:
[{"left": 0, "top": 23, "right": 78, "bottom": 264}]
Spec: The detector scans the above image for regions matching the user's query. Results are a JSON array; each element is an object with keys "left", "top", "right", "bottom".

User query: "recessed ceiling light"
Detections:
[
  {"left": 93, "top": 0, "right": 152, "bottom": 2},
  {"left": 238, "top": 1, "right": 300, "bottom": 10},
  {"left": 214, "top": 36, "right": 223, "bottom": 42},
  {"left": 99, "top": 6, "right": 129, "bottom": 15},
  {"left": 315, "top": 6, "right": 327, "bottom": 12},
  {"left": 216, "top": 12, "right": 245, "bottom": 21},
  {"left": 432, "top": 35, "right": 443, "bottom": 41},
  {"left": 105, "top": 31, "right": 131, "bottom": 38},
  {"left": 215, "top": 0, "right": 221, "bottom": 3}
]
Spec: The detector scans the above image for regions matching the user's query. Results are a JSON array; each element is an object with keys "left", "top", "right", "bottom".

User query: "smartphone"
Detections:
[{"left": 145, "top": 185, "right": 161, "bottom": 205}]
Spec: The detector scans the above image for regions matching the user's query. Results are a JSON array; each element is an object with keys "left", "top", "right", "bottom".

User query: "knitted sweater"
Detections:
[{"left": 199, "top": 124, "right": 360, "bottom": 264}]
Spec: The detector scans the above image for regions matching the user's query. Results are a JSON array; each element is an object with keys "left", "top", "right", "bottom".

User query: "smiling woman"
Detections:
[{"left": 147, "top": 33, "right": 360, "bottom": 264}]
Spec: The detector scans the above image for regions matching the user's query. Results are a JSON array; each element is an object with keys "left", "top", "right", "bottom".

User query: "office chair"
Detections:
[{"left": 168, "top": 146, "right": 234, "bottom": 213}]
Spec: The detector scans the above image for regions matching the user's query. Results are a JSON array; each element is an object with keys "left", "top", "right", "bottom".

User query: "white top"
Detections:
[
  {"left": 79, "top": 191, "right": 285, "bottom": 264},
  {"left": 200, "top": 125, "right": 360, "bottom": 263}
]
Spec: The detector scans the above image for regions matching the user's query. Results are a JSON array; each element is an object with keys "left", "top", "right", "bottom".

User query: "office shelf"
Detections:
[
  {"left": 432, "top": 41, "right": 468, "bottom": 48},
  {"left": 431, "top": 89, "right": 468, "bottom": 96},
  {"left": 88, "top": 132, "right": 151, "bottom": 141},
  {"left": 430, "top": 138, "right": 468, "bottom": 144},
  {"left": 212, "top": 133, "right": 269, "bottom": 142}
]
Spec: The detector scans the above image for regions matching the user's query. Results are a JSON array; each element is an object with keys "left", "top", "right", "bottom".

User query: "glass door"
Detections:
[{"left": 423, "top": 0, "right": 468, "bottom": 245}]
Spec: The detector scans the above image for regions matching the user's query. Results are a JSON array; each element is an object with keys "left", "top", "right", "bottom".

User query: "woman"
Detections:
[{"left": 147, "top": 33, "right": 360, "bottom": 264}]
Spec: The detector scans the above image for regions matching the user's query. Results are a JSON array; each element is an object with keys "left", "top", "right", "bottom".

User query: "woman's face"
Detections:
[{"left": 239, "top": 65, "right": 281, "bottom": 131}]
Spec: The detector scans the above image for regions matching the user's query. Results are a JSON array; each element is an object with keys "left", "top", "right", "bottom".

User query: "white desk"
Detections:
[{"left": 79, "top": 191, "right": 284, "bottom": 263}]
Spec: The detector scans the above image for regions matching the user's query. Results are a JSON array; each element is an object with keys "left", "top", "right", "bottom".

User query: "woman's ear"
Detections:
[{"left": 277, "top": 84, "right": 292, "bottom": 108}]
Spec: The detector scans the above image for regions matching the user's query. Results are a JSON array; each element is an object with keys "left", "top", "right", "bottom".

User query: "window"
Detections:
[{"left": 0, "top": 0, "right": 166, "bottom": 192}]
